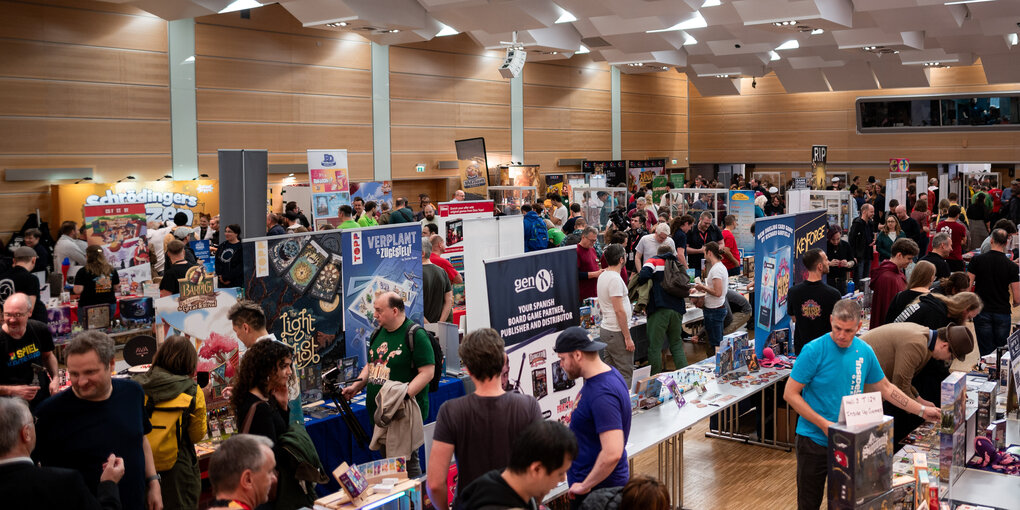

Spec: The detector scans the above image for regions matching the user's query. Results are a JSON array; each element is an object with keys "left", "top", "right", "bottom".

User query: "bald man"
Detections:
[
  {"left": 0, "top": 293, "right": 59, "bottom": 408},
  {"left": 895, "top": 205, "right": 924, "bottom": 255}
]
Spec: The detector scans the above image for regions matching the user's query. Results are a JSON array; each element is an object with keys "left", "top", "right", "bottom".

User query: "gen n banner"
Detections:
[
  {"left": 485, "top": 246, "right": 581, "bottom": 423},
  {"left": 342, "top": 224, "right": 424, "bottom": 368},
  {"left": 241, "top": 230, "right": 346, "bottom": 402},
  {"left": 754, "top": 210, "right": 827, "bottom": 358},
  {"left": 728, "top": 190, "right": 755, "bottom": 255},
  {"left": 308, "top": 149, "right": 350, "bottom": 229}
]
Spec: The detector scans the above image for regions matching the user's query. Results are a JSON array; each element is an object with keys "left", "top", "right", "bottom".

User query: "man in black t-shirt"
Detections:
[
  {"left": 34, "top": 331, "right": 160, "bottom": 510},
  {"left": 686, "top": 211, "right": 723, "bottom": 274},
  {"left": 160, "top": 240, "right": 197, "bottom": 297},
  {"left": 0, "top": 293, "right": 58, "bottom": 408},
  {"left": 919, "top": 233, "right": 952, "bottom": 279},
  {"left": 786, "top": 249, "right": 841, "bottom": 354},
  {"left": 426, "top": 328, "right": 542, "bottom": 509},
  {"left": 967, "top": 228, "right": 1020, "bottom": 355},
  {"left": 0, "top": 247, "right": 47, "bottom": 322}
]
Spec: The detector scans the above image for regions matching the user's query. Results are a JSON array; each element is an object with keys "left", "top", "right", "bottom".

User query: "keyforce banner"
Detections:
[
  {"left": 485, "top": 245, "right": 579, "bottom": 347},
  {"left": 342, "top": 224, "right": 424, "bottom": 368}
]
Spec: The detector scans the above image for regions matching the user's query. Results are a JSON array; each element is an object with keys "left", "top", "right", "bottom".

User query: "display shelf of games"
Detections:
[
  {"left": 666, "top": 188, "right": 729, "bottom": 226},
  {"left": 786, "top": 189, "right": 857, "bottom": 231},
  {"left": 487, "top": 186, "right": 537, "bottom": 215},
  {"left": 569, "top": 187, "right": 627, "bottom": 231}
]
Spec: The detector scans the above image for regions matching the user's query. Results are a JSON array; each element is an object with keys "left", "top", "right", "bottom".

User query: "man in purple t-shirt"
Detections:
[
  {"left": 576, "top": 227, "right": 603, "bottom": 301},
  {"left": 554, "top": 327, "right": 631, "bottom": 509}
]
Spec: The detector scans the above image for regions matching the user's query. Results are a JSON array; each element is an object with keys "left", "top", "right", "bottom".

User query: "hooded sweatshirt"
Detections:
[
  {"left": 869, "top": 260, "right": 906, "bottom": 330},
  {"left": 132, "top": 366, "right": 207, "bottom": 448},
  {"left": 457, "top": 470, "right": 539, "bottom": 510},
  {"left": 894, "top": 293, "right": 952, "bottom": 330}
]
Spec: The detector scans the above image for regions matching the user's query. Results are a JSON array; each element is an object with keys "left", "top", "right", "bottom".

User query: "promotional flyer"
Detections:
[
  {"left": 627, "top": 159, "right": 666, "bottom": 194},
  {"left": 53, "top": 180, "right": 219, "bottom": 230},
  {"left": 242, "top": 230, "right": 346, "bottom": 400},
  {"left": 82, "top": 204, "right": 151, "bottom": 293},
  {"left": 485, "top": 246, "right": 581, "bottom": 424},
  {"left": 350, "top": 181, "right": 393, "bottom": 210},
  {"left": 728, "top": 190, "right": 755, "bottom": 255},
  {"left": 341, "top": 224, "right": 424, "bottom": 368},
  {"left": 308, "top": 149, "right": 351, "bottom": 229},
  {"left": 435, "top": 200, "right": 495, "bottom": 271},
  {"left": 754, "top": 210, "right": 828, "bottom": 358}
]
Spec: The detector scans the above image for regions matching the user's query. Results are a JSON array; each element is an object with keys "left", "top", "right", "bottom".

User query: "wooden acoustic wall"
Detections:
[
  {"left": 690, "top": 63, "right": 1020, "bottom": 178},
  {"left": 621, "top": 71, "right": 689, "bottom": 170},
  {"left": 194, "top": 4, "right": 374, "bottom": 181},
  {"left": 0, "top": 0, "right": 170, "bottom": 236},
  {"left": 523, "top": 57, "right": 612, "bottom": 174}
]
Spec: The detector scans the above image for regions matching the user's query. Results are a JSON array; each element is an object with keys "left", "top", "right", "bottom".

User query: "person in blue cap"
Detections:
[{"left": 553, "top": 326, "right": 631, "bottom": 509}]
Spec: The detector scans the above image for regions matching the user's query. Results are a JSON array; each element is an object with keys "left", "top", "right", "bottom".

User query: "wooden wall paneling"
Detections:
[
  {"left": 524, "top": 108, "right": 611, "bottom": 130},
  {"left": 524, "top": 129, "right": 611, "bottom": 153},
  {"left": 0, "top": 192, "right": 51, "bottom": 235},
  {"left": 621, "top": 112, "right": 688, "bottom": 133},
  {"left": 619, "top": 72, "right": 688, "bottom": 96},
  {"left": 389, "top": 154, "right": 463, "bottom": 180},
  {"left": 621, "top": 131, "right": 688, "bottom": 152},
  {"left": 0, "top": 79, "right": 170, "bottom": 119},
  {"left": 391, "top": 179, "right": 453, "bottom": 205},
  {"left": 621, "top": 92, "right": 687, "bottom": 115},
  {"left": 0, "top": 155, "right": 173, "bottom": 183},
  {"left": 524, "top": 85, "right": 611, "bottom": 110},
  {"left": 195, "top": 23, "right": 372, "bottom": 69},
  {"left": 390, "top": 74, "right": 510, "bottom": 105},
  {"left": 390, "top": 46, "right": 506, "bottom": 81},
  {"left": 196, "top": 153, "right": 375, "bottom": 182},
  {"left": 197, "top": 89, "right": 372, "bottom": 124},
  {"left": 390, "top": 100, "right": 509, "bottom": 128},
  {"left": 14, "top": 0, "right": 155, "bottom": 15},
  {"left": 523, "top": 62, "right": 611, "bottom": 90},
  {"left": 0, "top": 39, "right": 169, "bottom": 85},
  {"left": 693, "top": 110, "right": 847, "bottom": 133},
  {"left": 524, "top": 151, "right": 614, "bottom": 175},
  {"left": 196, "top": 58, "right": 372, "bottom": 96},
  {"left": 391, "top": 126, "right": 510, "bottom": 153},
  {"left": 0, "top": 118, "right": 170, "bottom": 154},
  {"left": 0, "top": 0, "right": 168, "bottom": 51},
  {"left": 196, "top": 123, "right": 374, "bottom": 154}
]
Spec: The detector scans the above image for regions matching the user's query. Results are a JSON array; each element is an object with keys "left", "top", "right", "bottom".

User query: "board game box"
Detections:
[{"left": 827, "top": 416, "right": 894, "bottom": 508}]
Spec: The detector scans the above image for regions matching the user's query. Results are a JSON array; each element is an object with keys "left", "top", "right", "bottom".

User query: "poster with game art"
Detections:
[
  {"left": 753, "top": 210, "right": 827, "bottom": 358},
  {"left": 350, "top": 181, "right": 393, "bottom": 210},
  {"left": 455, "top": 137, "right": 489, "bottom": 200},
  {"left": 626, "top": 159, "right": 665, "bottom": 194},
  {"left": 435, "top": 200, "right": 494, "bottom": 266},
  {"left": 485, "top": 246, "right": 580, "bottom": 424},
  {"left": 308, "top": 149, "right": 351, "bottom": 229},
  {"left": 499, "top": 165, "right": 543, "bottom": 196},
  {"left": 582, "top": 160, "right": 626, "bottom": 188},
  {"left": 341, "top": 224, "right": 424, "bottom": 368},
  {"left": 242, "top": 230, "right": 346, "bottom": 401},
  {"left": 83, "top": 204, "right": 152, "bottom": 289}
]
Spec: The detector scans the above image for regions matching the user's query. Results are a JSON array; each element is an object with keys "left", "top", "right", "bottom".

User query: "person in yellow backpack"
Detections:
[{"left": 134, "top": 335, "right": 208, "bottom": 510}]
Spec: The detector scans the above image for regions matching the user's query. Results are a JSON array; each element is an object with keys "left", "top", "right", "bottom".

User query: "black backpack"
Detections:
[
  {"left": 661, "top": 257, "right": 692, "bottom": 298},
  {"left": 370, "top": 322, "right": 444, "bottom": 393}
]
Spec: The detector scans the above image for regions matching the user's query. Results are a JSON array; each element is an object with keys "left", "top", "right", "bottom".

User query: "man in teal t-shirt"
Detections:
[
  {"left": 343, "top": 291, "right": 435, "bottom": 476},
  {"left": 784, "top": 299, "right": 941, "bottom": 510}
]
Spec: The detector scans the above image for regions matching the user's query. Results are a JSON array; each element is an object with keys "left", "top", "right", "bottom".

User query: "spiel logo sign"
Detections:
[{"left": 514, "top": 269, "right": 553, "bottom": 294}]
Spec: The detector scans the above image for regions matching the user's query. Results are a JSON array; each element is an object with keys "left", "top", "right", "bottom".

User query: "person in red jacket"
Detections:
[
  {"left": 935, "top": 205, "right": 968, "bottom": 272},
  {"left": 868, "top": 238, "right": 918, "bottom": 330},
  {"left": 720, "top": 215, "right": 741, "bottom": 276}
]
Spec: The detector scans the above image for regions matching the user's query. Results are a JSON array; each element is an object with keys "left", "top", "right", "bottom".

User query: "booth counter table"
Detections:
[
  {"left": 305, "top": 376, "right": 466, "bottom": 495},
  {"left": 545, "top": 358, "right": 791, "bottom": 508}
]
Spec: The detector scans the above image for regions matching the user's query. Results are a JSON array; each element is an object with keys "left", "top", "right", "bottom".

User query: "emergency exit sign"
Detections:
[{"left": 416, "top": 164, "right": 426, "bottom": 173}]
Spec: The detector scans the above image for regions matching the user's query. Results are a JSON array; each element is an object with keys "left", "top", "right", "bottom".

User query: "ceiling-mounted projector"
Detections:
[{"left": 499, "top": 47, "right": 527, "bottom": 79}]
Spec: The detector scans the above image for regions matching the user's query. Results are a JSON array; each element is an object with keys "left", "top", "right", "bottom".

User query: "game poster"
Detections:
[
  {"left": 499, "top": 165, "right": 543, "bottom": 196},
  {"left": 728, "top": 190, "right": 755, "bottom": 254},
  {"left": 242, "top": 230, "right": 346, "bottom": 401},
  {"left": 83, "top": 204, "right": 151, "bottom": 292},
  {"left": 486, "top": 246, "right": 581, "bottom": 424},
  {"left": 627, "top": 159, "right": 666, "bottom": 194},
  {"left": 754, "top": 210, "right": 827, "bottom": 358},
  {"left": 582, "top": 160, "right": 626, "bottom": 188},
  {"left": 455, "top": 137, "right": 489, "bottom": 200},
  {"left": 341, "top": 224, "right": 424, "bottom": 368},
  {"left": 435, "top": 200, "right": 494, "bottom": 268},
  {"left": 350, "top": 181, "right": 393, "bottom": 210},
  {"left": 308, "top": 149, "right": 351, "bottom": 229}
]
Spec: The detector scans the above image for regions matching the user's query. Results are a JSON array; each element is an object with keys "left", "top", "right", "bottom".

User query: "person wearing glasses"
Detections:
[{"left": 0, "top": 293, "right": 59, "bottom": 409}]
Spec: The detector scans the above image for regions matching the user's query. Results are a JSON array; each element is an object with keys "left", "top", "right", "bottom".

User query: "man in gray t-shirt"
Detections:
[
  {"left": 426, "top": 329, "right": 542, "bottom": 510},
  {"left": 422, "top": 240, "right": 452, "bottom": 323},
  {"left": 634, "top": 223, "right": 676, "bottom": 269}
]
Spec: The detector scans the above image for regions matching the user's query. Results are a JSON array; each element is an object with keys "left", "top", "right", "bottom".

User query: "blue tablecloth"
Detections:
[{"left": 306, "top": 376, "right": 466, "bottom": 494}]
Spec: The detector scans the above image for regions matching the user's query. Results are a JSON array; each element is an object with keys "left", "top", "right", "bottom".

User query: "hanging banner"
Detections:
[
  {"left": 241, "top": 230, "right": 346, "bottom": 401},
  {"left": 485, "top": 245, "right": 581, "bottom": 423},
  {"left": 350, "top": 181, "right": 393, "bottom": 210},
  {"left": 627, "top": 159, "right": 666, "bottom": 194},
  {"left": 52, "top": 180, "right": 219, "bottom": 231},
  {"left": 889, "top": 158, "right": 910, "bottom": 173},
  {"left": 455, "top": 137, "right": 489, "bottom": 200},
  {"left": 341, "top": 224, "right": 424, "bottom": 368},
  {"left": 754, "top": 210, "right": 828, "bottom": 358},
  {"left": 308, "top": 149, "right": 351, "bottom": 230},
  {"left": 82, "top": 204, "right": 151, "bottom": 292},
  {"left": 811, "top": 145, "right": 827, "bottom": 189},
  {"left": 582, "top": 160, "right": 627, "bottom": 188},
  {"left": 728, "top": 190, "right": 755, "bottom": 254},
  {"left": 652, "top": 175, "right": 669, "bottom": 203},
  {"left": 435, "top": 200, "right": 495, "bottom": 272},
  {"left": 669, "top": 173, "right": 686, "bottom": 189}
]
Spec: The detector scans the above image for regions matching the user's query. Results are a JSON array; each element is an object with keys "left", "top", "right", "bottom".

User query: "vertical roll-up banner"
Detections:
[
  {"left": 341, "top": 223, "right": 424, "bottom": 368},
  {"left": 308, "top": 149, "right": 350, "bottom": 229},
  {"left": 485, "top": 245, "right": 581, "bottom": 422}
]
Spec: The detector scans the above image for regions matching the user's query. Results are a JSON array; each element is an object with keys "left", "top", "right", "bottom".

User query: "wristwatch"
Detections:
[{"left": 146, "top": 474, "right": 161, "bottom": 484}]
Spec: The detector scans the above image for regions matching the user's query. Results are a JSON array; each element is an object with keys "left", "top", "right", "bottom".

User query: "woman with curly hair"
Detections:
[{"left": 231, "top": 340, "right": 293, "bottom": 447}]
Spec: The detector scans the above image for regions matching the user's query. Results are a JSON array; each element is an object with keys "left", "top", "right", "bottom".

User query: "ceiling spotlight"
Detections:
[
  {"left": 811, "top": 28, "right": 824, "bottom": 35},
  {"left": 74, "top": 177, "right": 93, "bottom": 184},
  {"left": 156, "top": 174, "right": 173, "bottom": 181},
  {"left": 325, "top": 22, "right": 349, "bottom": 28},
  {"left": 288, "top": 173, "right": 295, "bottom": 177},
  {"left": 627, "top": 62, "right": 645, "bottom": 67},
  {"left": 662, "top": 66, "right": 669, "bottom": 70},
  {"left": 773, "top": 20, "right": 797, "bottom": 27},
  {"left": 390, "top": 29, "right": 400, "bottom": 33}
]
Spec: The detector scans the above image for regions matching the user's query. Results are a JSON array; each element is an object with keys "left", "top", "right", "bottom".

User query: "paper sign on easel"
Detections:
[{"left": 838, "top": 391, "right": 884, "bottom": 427}]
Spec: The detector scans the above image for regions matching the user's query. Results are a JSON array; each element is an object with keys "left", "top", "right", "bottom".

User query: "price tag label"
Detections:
[{"left": 838, "top": 391, "right": 884, "bottom": 428}]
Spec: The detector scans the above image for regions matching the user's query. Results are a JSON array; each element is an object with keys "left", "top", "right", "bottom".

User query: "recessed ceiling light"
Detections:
[
  {"left": 775, "top": 39, "right": 799, "bottom": 50},
  {"left": 219, "top": 0, "right": 262, "bottom": 13},
  {"left": 436, "top": 24, "right": 458, "bottom": 37},
  {"left": 390, "top": 29, "right": 400, "bottom": 33},
  {"left": 662, "top": 66, "right": 669, "bottom": 70},
  {"left": 555, "top": 8, "right": 577, "bottom": 24}
]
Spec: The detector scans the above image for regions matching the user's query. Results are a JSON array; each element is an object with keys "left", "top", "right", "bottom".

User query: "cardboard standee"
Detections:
[{"left": 462, "top": 215, "right": 524, "bottom": 333}]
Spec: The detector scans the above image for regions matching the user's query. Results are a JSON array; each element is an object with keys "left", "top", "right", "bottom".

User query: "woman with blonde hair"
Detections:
[
  {"left": 885, "top": 260, "right": 935, "bottom": 323},
  {"left": 894, "top": 290, "right": 982, "bottom": 329},
  {"left": 73, "top": 244, "right": 120, "bottom": 311}
]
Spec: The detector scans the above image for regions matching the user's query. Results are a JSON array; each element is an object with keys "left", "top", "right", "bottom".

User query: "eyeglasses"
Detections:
[{"left": 3, "top": 313, "right": 26, "bottom": 319}]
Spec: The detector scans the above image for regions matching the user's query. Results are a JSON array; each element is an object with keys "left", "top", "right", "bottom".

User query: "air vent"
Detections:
[{"left": 581, "top": 36, "right": 610, "bottom": 48}]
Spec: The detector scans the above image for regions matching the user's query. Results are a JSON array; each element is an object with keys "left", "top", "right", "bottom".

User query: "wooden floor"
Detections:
[{"left": 628, "top": 340, "right": 805, "bottom": 510}]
